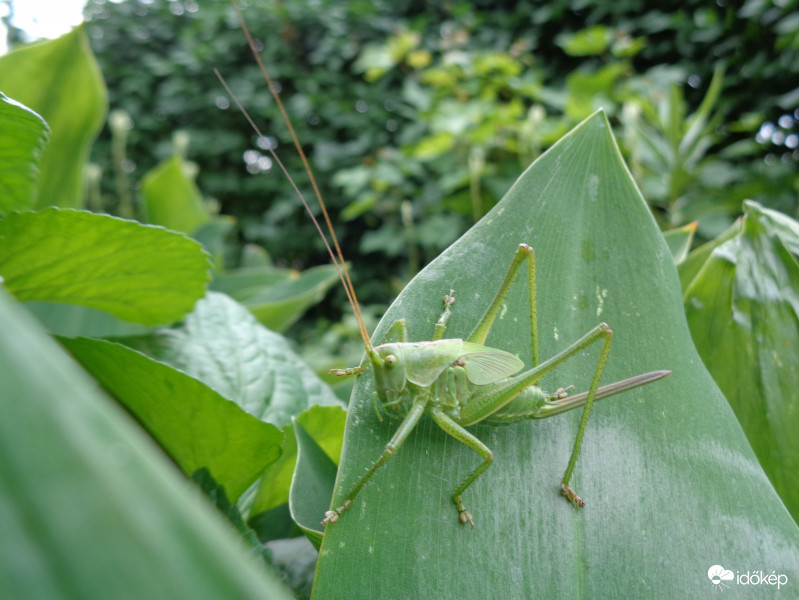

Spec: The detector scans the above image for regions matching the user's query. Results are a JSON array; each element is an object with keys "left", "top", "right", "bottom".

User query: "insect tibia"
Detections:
[{"left": 534, "top": 370, "right": 672, "bottom": 418}]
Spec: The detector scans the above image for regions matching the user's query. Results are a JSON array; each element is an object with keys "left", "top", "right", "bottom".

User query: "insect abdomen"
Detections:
[{"left": 480, "top": 386, "right": 550, "bottom": 425}]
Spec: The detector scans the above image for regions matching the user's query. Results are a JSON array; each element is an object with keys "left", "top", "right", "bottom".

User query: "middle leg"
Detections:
[{"left": 429, "top": 406, "right": 494, "bottom": 528}]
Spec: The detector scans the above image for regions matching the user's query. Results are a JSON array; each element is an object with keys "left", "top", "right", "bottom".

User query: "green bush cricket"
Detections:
[
  {"left": 219, "top": 1, "right": 671, "bottom": 529},
  {"left": 322, "top": 251, "right": 669, "bottom": 528}
]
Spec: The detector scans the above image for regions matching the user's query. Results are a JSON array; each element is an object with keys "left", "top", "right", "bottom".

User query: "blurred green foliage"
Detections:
[
  {"left": 0, "top": 25, "right": 106, "bottom": 209},
  {"left": 81, "top": 0, "right": 799, "bottom": 307},
  {"left": 680, "top": 201, "right": 799, "bottom": 521}
]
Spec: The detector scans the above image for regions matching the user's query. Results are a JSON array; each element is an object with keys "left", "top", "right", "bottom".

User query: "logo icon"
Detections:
[{"left": 708, "top": 565, "right": 735, "bottom": 590}]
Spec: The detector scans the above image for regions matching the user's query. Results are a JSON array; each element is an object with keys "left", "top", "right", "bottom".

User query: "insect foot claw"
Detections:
[
  {"left": 459, "top": 509, "right": 475, "bottom": 529},
  {"left": 552, "top": 385, "right": 576, "bottom": 400},
  {"left": 454, "top": 494, "right": 475, "bottom": 528},
  {"left": 561, "top": 483, "right": 586, "bottom": 508},
  {"left": 321, "top": 510, "right": 340, "bottom": 526}
]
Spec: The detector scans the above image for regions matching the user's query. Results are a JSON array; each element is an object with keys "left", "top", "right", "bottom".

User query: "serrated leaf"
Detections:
[
  {"left": 0, "top": 208, "right": 210, "bottom": 325},
  {"left": 684, "top": 200, "right": 799, "bottom": 520},
  {"left": 0, "top": 93, "right": 49, "bottom": 215},
  {"left": 312, "top": 112, "right": 799, "bottom": 598},
  {"left": 0, "top": 27, "right": 106, "bottom": 208},
  {"left": 0, "top": 287, "right": 292, "bottom": 599},
  {"left": 60, "top": 336, "right": 283, "bottom": 501},
  {"left": 123, "top": 291, "right": 342, "bottom": 428}
]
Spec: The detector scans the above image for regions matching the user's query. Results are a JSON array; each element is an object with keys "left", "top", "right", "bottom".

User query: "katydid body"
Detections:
[
  {"left": 221, "top": 0, "right": 670, "bottom": 530},
  {"left": 324, "top": 243, "right": 669, "bottom": 528}
]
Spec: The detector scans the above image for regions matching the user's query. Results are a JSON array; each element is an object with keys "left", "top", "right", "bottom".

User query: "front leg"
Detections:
[
  {"left": 432, "top": 289, "right": 456, "bottom": 341},
  {"left": 323, "top": 397, "right": 428, "bottom": 526},
  {"left": 330, "top": 365, "right": 366, "bottom": 377},
  {"left": 382, "top": 318, "right": 410, "bottom": 343},
  {"left": 328, "top": 319, "right": 410, "bottom": 377}
]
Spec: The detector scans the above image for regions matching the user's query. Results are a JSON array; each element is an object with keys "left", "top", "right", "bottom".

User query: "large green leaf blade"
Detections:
[
  {"left": 0, "top": 287, "right": 292, "bottom": 599},
  {"left": 0, "top": 208, "right": 210, "bottom": 325},
  {"left": 0, "top": 27, "right": 106, "bottom": 208},
  {"left": 141, "top": 154, "right": 210, "bottom": 234},
  {"left": 59, "top": 336, "right": 283, "bottom": 502},
  {"left": 0, "top": 93, "right": 49, "bottom": 215},
  {"left": 684, "top": 200, "right": 799, "bottom": 520},
  {"left": 313, "top": 112, "right": 799, "bottom": 598}
]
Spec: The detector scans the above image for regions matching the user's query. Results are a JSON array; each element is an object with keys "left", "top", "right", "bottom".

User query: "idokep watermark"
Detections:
[{"left": 707, "top": 564, "right": 788, "bottom": 591}]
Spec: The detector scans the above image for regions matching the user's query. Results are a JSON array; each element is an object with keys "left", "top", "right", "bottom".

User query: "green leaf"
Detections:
[
  {"left": 677, "top": 218, "right": 742, "bottom": 291},
  {"left": 665, "top": 84, "right": 686, "bottom": 151},
  {"left": 60, "top": 336, "right": 283, "bottom": 502},
  {"left": 250, "top": 405, "right": 346, "bottom": 534},
  {"left": 555, "top": 25, "right": 610, "bottom": 56},
  {"left": 122, "top": 291, "right": 343, "bottom": 428},
  {"left": 411, "top": 131, "right": 455, "bottom": 160},
  {"left": 662, "top": 220, "right": 697, "bottom": 264},
  {"left": 610, "top": 35, "right": 646, "bottom": 59},
  {"left": 289, "top": 418, "right": 340, "bottom": 548},
  {"left": 684, "top": 200, "right": 799, "bottom": 521},
  {"left": 0, "top": 27, "right": 106, "bottom": 208},
  {"left": 0, "top": 93, "right": 49, "bottom": 215},
  {"left": 313, "top": 112, "right": 799, "bottom": 597},
  {"left": 22, "top": 302, "right": 154, "bottom": 338},
  {"left": 191, "top": 468, "right": 271, "bottom": 564},
  {"left": 0, "top": 208, "right": 210, "bottom": 325},
  {"left": 0, "top": 287, "right": 292, "bottom": 599},
  {"left": 231, "top": 264, "right": 342, "bottom": 332},
  {"left": 211, "top": 265, "right": 295, "bottom": 296},
  {"left": 565, "top": 62, "right": 628, "bottom": 120},
  {"left": 193, "top": 216, "right": 236, "bottom": 271},
  {"left": 141, "top": 155, "right": 210, "bottom": 234},
  {"left": 680, "top": 66, "right": 725, "bottom": 158}
]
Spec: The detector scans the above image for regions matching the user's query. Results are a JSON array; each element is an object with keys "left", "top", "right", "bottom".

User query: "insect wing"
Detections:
[{"left": 457, "top": 342, "right": 524, "bottom": 384}]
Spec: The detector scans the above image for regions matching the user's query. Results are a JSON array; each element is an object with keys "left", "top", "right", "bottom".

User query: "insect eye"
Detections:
[{"left": 385, "top": 354, "right": 397, "bottom": 367}]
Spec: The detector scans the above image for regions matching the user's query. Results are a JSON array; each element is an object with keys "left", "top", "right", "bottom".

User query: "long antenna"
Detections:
[{"left": 218, "top": 1, "right": 373, "bottom": 352}]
